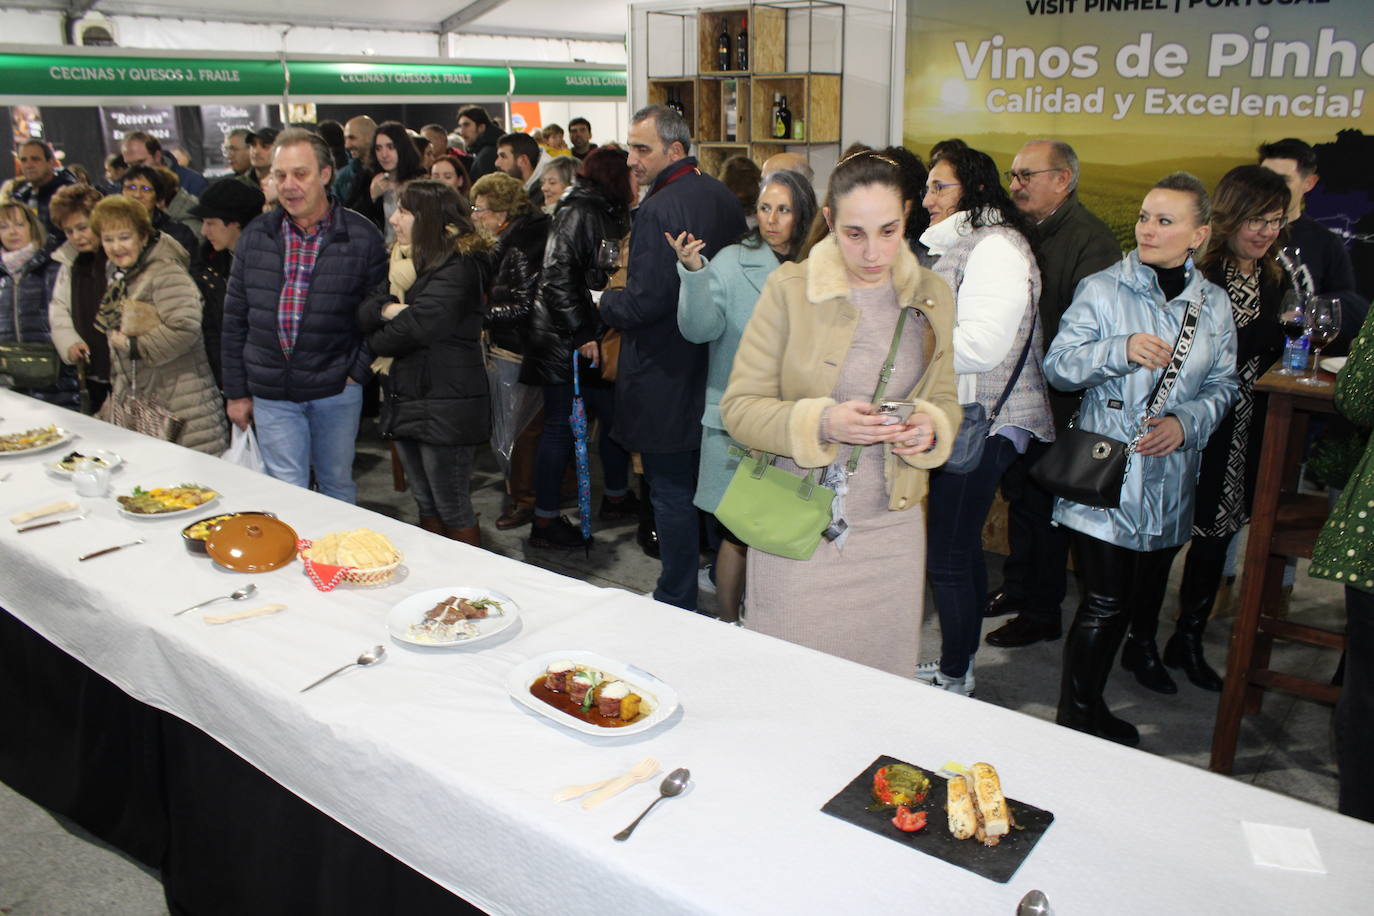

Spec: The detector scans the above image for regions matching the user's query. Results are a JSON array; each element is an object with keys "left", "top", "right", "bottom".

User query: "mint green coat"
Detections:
[{"left": 676, "top": 240, "right": 781, "bottom": 512}]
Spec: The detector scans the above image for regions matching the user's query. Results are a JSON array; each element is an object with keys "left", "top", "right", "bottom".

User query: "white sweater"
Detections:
[{"left": 919, "top": 209, "right": 1033, "bottom": 404}]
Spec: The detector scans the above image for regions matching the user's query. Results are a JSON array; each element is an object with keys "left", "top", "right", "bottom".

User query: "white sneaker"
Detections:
[
  {"left": 914, "top": 659, "right": 975, "bottom": 696},
  {"left": 697, "top": 566, "right": 717, "bottom": 595}
]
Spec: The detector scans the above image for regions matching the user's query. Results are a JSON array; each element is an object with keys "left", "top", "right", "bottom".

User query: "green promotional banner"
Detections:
[
  {"left": 286, "top": 61, "right": 510, "bottom": 97},
  {"left": 511, "top": 67, "right": 627, "bottom": 97},
  {"left": 0, "top": 53, "right": 284, "bottom": 97}
]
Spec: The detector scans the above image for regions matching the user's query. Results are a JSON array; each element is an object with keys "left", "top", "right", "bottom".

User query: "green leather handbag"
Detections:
[
  {"left": 715, "top": 451, "right": 835, "bottom": 561},
  {"left": 714, "top": 308, "right": 913, "bottom": 561}
]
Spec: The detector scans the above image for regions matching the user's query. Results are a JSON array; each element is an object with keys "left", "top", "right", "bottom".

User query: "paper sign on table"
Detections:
[{"left": 1241, "top": 821, "right": 1327, "bottom": 874}]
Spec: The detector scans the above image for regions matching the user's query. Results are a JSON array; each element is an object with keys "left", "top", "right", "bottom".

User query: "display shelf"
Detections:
[{"left": 645, "top": 0, "right": 844, "bottom": 177}]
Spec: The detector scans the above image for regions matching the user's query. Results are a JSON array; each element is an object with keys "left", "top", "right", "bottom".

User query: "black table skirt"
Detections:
[{"left": 0, "top": 608, "right": 484, "bottom": 916}]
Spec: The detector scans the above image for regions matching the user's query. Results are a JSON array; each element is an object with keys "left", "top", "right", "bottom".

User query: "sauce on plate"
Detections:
[{"left": 529, "top": 675, "right": 645, "bottom": 728}]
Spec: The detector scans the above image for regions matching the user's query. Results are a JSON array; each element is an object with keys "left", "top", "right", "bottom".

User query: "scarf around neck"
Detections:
[{"left": 95, "top": 231, "right": 159, "bottom": 334}]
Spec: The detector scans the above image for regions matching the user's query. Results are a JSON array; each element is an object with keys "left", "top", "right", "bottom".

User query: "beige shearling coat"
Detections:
[
  {"left": 719, "top": 236, "right": 961, "bottom": 510},
  {"left": 107, "top": 233, "right": 228, "bottom": 454}
]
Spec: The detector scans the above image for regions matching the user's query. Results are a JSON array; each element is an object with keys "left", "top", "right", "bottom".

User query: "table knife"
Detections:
[
  {"left": 78, "top": 538, "right": 145, "bottom": 562},
  {"left": 18, "top": 514, "right": 87, "bottom": 533}
]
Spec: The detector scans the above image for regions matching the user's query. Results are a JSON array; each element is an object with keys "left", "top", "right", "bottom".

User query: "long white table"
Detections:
[{"left": 2, "top": 387, "right": 1372, "bottom": 915}]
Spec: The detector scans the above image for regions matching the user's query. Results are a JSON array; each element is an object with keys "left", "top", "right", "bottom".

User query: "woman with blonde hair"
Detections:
[
  {"left": 0, "top": 199, "right": 73, "bottom": 406},
  {"left": 48, "top": 183, "right": 112, "bottom": 411},
  {"left": 470, "top": 171, "right": 550, "bottom": 535},
  {"left": 89, "top": 195, "right": 227, "bottom": 452}
]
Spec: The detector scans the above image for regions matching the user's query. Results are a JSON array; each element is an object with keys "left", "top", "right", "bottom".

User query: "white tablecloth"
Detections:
[{"left": 2, "top": 389, "right": 1372, "bottom": 915}]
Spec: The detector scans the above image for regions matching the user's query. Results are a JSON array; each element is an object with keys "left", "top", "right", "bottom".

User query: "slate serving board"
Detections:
[{"left": 820, "top": 754, "right": 1054, "bottom": 884}]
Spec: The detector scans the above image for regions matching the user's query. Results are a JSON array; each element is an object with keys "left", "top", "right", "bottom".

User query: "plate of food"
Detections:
[
  {"left": 386, "top": 586, "right": 520, "bottom": 647},
  {"left": 46, "top": 448, "right": 123, "bottom": 476},
  {"left": 0, "top": 425, "right": 73, "bottom": 456},
  {"left": 506, "top": 650, "right": 679, "bottom": 737},
  {"left": 820, "top": 756, "right": 1054, "bottom": 884},
  {"left": 117, "top": 484, "right": 218, "bottom": 517}
]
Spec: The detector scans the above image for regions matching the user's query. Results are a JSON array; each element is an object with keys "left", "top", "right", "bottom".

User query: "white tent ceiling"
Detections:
[{"left": 3, "top": 0, "right": 629, "bottom": 42}]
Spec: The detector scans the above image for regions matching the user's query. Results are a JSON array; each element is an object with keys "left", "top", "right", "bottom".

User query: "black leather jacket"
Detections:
[
  {"left": 523, "top": 183, "right": 631, "bottom": 386},
  {"left": 484, "top": 210, "right": 549, "bottom": 355}
]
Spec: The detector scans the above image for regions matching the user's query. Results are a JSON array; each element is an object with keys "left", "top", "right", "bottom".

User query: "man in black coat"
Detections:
[
  {"left": 11, "top": 139, "right": 76, "bottom": 250},
  {"left": 985, "top": 139, "right": 1122, "bottom": 650},
  {"left": 221, "top": 129, "right": 386, "bottom": 504},
  {"left": 1259, "top": 137, "right": 1369, "bottom": 355},
  {"left": 600, "top": 105, "right": 747, "bottom": 611},
  {"left": 457, "top": 106, "right": 500, "bottom": 181}
]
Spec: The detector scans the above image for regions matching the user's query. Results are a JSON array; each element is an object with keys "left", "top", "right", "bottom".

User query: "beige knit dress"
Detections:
[{"left": 743, "top": 284, "right": 928, "bottom": 676}]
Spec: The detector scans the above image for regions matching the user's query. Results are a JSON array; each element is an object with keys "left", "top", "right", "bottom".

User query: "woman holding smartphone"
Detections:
[{"left": 720, "top": 151, "right": 961, "bottom": 675}]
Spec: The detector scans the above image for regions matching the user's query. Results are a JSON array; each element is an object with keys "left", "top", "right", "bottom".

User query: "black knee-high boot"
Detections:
[
  {"left": 1166, "top": 539, "right": 1226, "bottom": 691},
  {"left": 1058, "top": 592, "right": 1141, "bottom": 747},
  {"left": 1120, "top": 594, "right": 1178, "bottom": 694}
]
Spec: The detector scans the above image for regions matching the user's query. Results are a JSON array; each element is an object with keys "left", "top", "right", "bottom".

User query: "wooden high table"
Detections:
[{"left": 1211, "top": 361, "right": 1344, "bottom": 773}]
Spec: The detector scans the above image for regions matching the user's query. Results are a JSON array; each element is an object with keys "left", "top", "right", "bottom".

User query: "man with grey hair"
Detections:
[
  {"left": 600, "top": 104, "right": 746, "bottom": 612},
  {"left": 221, "top": 127, "right": 386, "bottom": 503},
  {"left": 984, "top": 138, "right": 1121, "bottom": 649}
]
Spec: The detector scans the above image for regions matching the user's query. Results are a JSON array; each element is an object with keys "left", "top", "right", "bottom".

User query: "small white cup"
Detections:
[{"left": 72, "top": 460, "right": 111, "bottom": 497}]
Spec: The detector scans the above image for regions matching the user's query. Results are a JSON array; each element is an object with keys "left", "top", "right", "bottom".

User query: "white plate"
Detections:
[
  {"left": 46, "top": 448, "right": 124, "bottom": 476},
  {"left": 506, "top": 649, "right": 680, "bottom": 738},
  {"left": 117, "top": 494, "right": 219, "bottom": 519},
  {"left": 0, "top": 426, "right": 74, "bottom": 457},
  {"left": 386, "top": 586, "right": 520, "bottom": 647},
  {"left": 1321, "top": 356, "right": 1347, "bottom": 374}
]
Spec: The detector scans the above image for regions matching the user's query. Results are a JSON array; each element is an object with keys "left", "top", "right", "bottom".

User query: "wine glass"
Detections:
[
  {"left": 1276, "top": 290, "right": 1307, "bottom": 376},
  {"left": 1300, "top": 296, "right": 1341, "bottom": 386}
]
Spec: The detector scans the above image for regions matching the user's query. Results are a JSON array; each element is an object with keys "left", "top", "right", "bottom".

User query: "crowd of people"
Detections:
[{"left": 3, "top": 104, "right": 1370, "bottom": 822}]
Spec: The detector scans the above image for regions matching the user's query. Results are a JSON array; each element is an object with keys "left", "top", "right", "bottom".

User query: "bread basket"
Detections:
[{"left": 297, "top": 536, "right": 403, "bottom": 590}]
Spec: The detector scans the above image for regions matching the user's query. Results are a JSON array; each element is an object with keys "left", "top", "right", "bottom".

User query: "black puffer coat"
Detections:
[
  {"left": 523, "top": 183, "right": 630, "bottom": 386},
  {"left": 358, "top": 232, "right": 495, "bottom": 445},
  {"left": 484, "top": 210, "right": 549, "bottom": 354}
]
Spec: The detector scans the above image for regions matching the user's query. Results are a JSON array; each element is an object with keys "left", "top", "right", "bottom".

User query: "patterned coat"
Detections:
[{"left": 1310, "top": 324, "right": 1374, "bottom": 594}]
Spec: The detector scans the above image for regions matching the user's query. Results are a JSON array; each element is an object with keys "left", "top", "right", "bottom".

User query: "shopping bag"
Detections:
[{"left": 222, "top": 425, "right": 266, "bottom": 473}]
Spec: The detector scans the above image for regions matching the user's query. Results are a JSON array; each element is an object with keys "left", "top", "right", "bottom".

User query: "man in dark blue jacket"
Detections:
[
  {"left": 600, "top": 105, "right": 747, "bottom": 611},
  {"left": 221, "top": 128, "right": 386, "bottom": 503}
]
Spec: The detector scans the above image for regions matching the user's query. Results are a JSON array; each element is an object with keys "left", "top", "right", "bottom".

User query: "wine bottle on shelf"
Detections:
[
  {"left": 774, "top": 94, "right": 792, "bottom": 140},
  {"left": 737, "top": 18, "right": 749, "bottom": 71},
  {"left": 724, "top": 80, "right": 738, "bottom": 142},
  {"left": 717, "top": 22, "right": 732, "bottom": 71}
]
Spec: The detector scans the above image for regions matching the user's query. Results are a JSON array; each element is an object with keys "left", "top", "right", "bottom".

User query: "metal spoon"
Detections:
[
  {"left": 613, "top": 767, "right": 690, "bottom": 841},
  {"left": 1017, "top": 889, "right": 1053, "bottom": 916},
  {"left": 174, "top": 582, "right": 258, "bottom": 616},
  {"left": 299, "top": 645, "right": 386, "bottom": 694}
]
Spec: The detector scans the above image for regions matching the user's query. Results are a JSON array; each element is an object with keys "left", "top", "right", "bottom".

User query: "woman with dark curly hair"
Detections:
[
  {"left": 356, "top": 121, "right": 427, "bottom": 244},
  {"left": 1120, "top": 165, "right": 1291, "bottom": 695},
  {"left": 914, "top": 146, "right": 1055, "bottom": 696}
]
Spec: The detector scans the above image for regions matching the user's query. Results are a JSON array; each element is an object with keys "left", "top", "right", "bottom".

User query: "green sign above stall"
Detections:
[
  {"left": 286, "top": 61, "right": 510, "bottom": 97},
  {"left": 0, "top": 53, "right": 285, "bottom": 96},
  {"left": 510, "top": 67, "right": 628, "bottom": 98}
]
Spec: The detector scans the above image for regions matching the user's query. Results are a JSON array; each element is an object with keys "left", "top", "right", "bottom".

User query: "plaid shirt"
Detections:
[{"left": 277, "top": 205, "right": 335, "bottom": 357}]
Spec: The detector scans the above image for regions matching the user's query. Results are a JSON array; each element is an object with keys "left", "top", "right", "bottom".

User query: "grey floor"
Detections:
[{"left": 1, "top": 418, "right": 1348, "bottom": 914}]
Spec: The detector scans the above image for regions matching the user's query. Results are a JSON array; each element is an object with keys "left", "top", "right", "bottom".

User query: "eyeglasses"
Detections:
[
  {"left": 1005, "top": 167, "right": 1063, "bottom": 185},
  {"left": 471, "top": 206, "right": 490, "bottom": 214},
  {"left": 123, "top": 185, "right": 155, "bottom": 194},
  {"left": 1243, "top": 215, "right": 1288, "bottom": 232},
  {"left": 921, "top": 181, "right": 960, "bottom": 197}
]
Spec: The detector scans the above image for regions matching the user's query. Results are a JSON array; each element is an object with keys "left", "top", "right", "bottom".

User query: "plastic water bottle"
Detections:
[{"left": 1286, "top": 333, "right": 1312, "bottom": 372}]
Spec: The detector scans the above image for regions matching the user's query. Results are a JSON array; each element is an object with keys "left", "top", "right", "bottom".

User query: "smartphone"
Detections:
[{"left": 876, "top": 400, "right": 917, "bottom": 425}]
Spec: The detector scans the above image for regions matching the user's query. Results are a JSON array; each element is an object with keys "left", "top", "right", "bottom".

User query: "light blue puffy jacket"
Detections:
[{"left": 1043, "top": 251, "right": 1239, "bottom": 552}]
